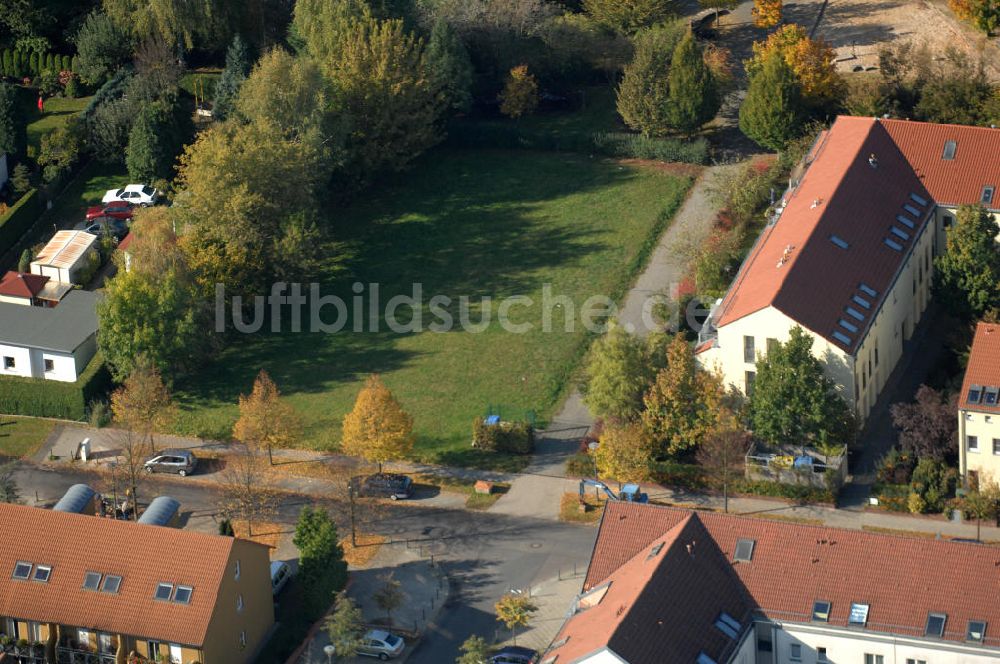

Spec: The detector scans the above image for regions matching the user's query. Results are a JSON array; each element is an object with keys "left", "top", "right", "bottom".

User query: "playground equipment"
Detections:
[{"left": 579, "top": 478, "right": 649, "bottom": 503}]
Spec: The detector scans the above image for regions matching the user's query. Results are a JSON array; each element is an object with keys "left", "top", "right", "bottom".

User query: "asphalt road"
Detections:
[{"left": 15, "top": 463, "right": 596, "bottom": 664}]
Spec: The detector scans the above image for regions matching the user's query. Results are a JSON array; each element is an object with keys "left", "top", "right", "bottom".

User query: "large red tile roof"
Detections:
[
  {"left": 714, "top": 117, "right": 1000, "bottom": 354},
  {"left": 0, "top": 503, "right": 266, "bottom": 647},
  {"left": 959, "top": 321, "right": 1000, "bottom": 413},
  {"left": 555, "top": 503, "right": 1000, "bottom": 662},
  {"left": 0, "top": 271, "right": 49, "bottom": 299}
]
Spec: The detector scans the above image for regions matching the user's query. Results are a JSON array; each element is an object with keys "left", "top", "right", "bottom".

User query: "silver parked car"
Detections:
[
  {"left": 143, "top": 449, "right": 197, "bottom": 476},
  {"left": 356, "top": 630, "right": 405, "bottom": 660}
]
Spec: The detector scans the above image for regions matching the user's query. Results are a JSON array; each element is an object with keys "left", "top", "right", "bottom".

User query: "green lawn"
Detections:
[
  {"left": 0, "top": 416, "right": 55, "bottom": 459},
  {"left": 173, "top": 148, "right": 693, "bottom": 467},
  {"left": 45, "top": 160, "right": 129, "bottom": 227},
  {"left": 26, "top": 96, "right": 91, "bottom": 152}
]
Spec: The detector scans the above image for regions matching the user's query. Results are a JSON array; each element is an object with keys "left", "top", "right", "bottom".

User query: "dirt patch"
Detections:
[
  {"left": 341, "top": 533, "right": 387, "bottom": 567},
  {"left": 233, "top": 520, "right": 286, "bottom": 550},
  {"left": 617, "top": 159, "right": 704, "bottom": 178}
]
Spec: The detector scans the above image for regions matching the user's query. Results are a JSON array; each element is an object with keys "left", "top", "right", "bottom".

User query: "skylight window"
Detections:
[
  {"left": 846, "top": 306, "right": 865, "bottom": 322},
  {"left": 883, "top": 238, "right": 903, "bottom": 252},
  {"left": 734, "top": 538, "right": 755, "bottom": 562},
  {"left": 173, "top": 585, "right": 193, "bottom": 604},
  {"left": 985, "top": 387, "right": 999, "bottom": 405},
  {"left": 577, "top": 582, "right": 611, "bottom": 610},
  {"left": 910, "top": 193, "right": 928, "bottom": 206},
  {"left": 102, "top": 575, "right": 122, "bottom": 594},
  {"left": 697, "top": 653, "right": 718, "bottom": 664},
  {"left": 832, "top": 331, "right": 853, "bottom": 346},
  {"left": 714, "top": 612, "right": 741, "bottom": 639},
  {"left": 647, "top": 542, "right": 665, "bottom": 560},
  {"left": 967, "top": 620, "right": 986, "bottom": 643},
  {"left": 33, "top": 565, "right": 51, "bottom": 583},
  {"left": 852, "top": 295, "right": 871, "bottom": 309},
  {"left": 154, "top": 583, "right": 174, "bottom": 601},
  {"left": 848, "top": 603, "right": 869, "bottom": 626},
  {"left": 895, "top": 214, "right": 915, "bottom": 229},
  {"left": 829, "top": 235, "right": 850, "bottom": 250},
  {"left": 859, "top": 283, "right": 878, "bottom": 298},
  {"left": 981, "top": 186, "right": 994, "bottom": 205},
  {"left": 838, "top": 319, "right": 859, "bottom": 333},
  {"left": 926, "top": 613, "right": 947, "bottom": 637},
  {"left": 83, "top": 572, "right": 102, "bottom": 591},
  {"left": 890, "top": 226, "right": 910, "bottom": 241},
  {"left": 968, "top": 385, "right": 983, "bottom": 403},
  {"left": 12, "top": 562, "right": 32, "bottom": 580},
  {"left": 903, "top": 204, "right": 922, "bottom": 218},
  {"left": 942, "top": 140, "right": 957, "bottom": 160},
  {"left": 812, "top": 600, "right": 832, "bottom": 622}
]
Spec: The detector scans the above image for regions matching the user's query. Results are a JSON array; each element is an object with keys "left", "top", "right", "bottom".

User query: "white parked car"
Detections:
[{"left": 102, "top": 184, "right": 160, "bottom": 206}]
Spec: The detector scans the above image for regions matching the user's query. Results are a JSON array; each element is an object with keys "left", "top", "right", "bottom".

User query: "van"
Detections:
[{"left": 270, "top": 561, "right": 292, "bottom": 595}]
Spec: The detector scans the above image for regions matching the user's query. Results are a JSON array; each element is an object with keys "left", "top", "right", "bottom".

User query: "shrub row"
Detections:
[
  {"left": 734, "top": 479, "right": 836, "bottom": 505},
  {"left": 0, "top": 189, "right": 41, "bottom": 259},
  {"left": 0, "top": 50, "right": 73, "bottom": 78},
  {"left": 0, "top": 354, "right": 112, "bottom": 420},
  {"left": 446, "top": 121, "right": 709, "bottom": 165},
  {"left": 472, "top": 417, "right": 535, "bottom": 455}
]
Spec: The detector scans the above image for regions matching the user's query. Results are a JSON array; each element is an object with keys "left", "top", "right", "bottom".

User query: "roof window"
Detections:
[
  {"left": 12, "top": 561, "right": 32, "bottom": 580},
  {"left": 903, "top": 204, "right": 922, "bottom": 218},
  {"left": 910, "top": 193, "right": 928, "bottom": 206},
  {"left": 832, "top": 331, "right": 852, "bottom": 346},
  {"left": 577, "top": 582, "right": 611, "bottom": 610},
  {"left": 845, "top": 306, "right": 865, "bottom": 322},
  {"left": 848, "top": 603, "right": 869, "bottom": 626},
  {"left": 985, "top": 387, "right": 999, "bottom": 405},
  {"left": 852, "top": 295, "right": 871, "bottom": 309},
  {"left": 32, "top": 565, "right": 51, "bottom": 583},
  {"left": 714, "top": 612, "right": 741, "bottom": 639},
  {"left": 83, "top": 571, "right": 102, "bottom": 591},
  {"left": 968, "top": 385, "right": 983, "bottom": 403},
  {"left": 890, "top": 226, "right": 910, "bottom": 241},
  {"left": 895, "top": 214, "right": 915, "bottom": 229},
  {"left": 734, "top": 538, "right": 755, "bottom": 562},
  {"left": 883, "top": 238, "right": 903, "bottom": 252},
  {"left": 697, "top": 653, "right": 718, "bottom": 664},
  {"left": 154, "top": 582, "right": 174, "bottom": 601},
  {"left": 830, "top": 235, "right": 850, "bottom": 250},
  {"left": 982, "top": 186, "right": 995, "bottom": 205},
  {"left": 173, "top": 585, "right": 193, "bottom": 604},
  {"left": 926, "top": 613, "right": 947, "bottom": 637},
  {"left": 102, "top": 575, "right": 122, "bottom": 594},
  {"left": 838, "top": 319, "right": 858, "bottom": 334},
  {"left": 967, "top": 620, "right": 987, "bottom": 643},
  {"left": 812, "top": 600, "right": 831, "bottom": 622},
  {"left": 859, "top": 283, "right": 878, "bottom": 298},
  {"left": 942, "top": 140, "right": 957, "bottom": 160}
]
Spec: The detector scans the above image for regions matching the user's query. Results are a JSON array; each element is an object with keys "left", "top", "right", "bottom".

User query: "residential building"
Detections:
[
  {"left": 30, "top": 230, "right": 99, "bottom": 285},
  {"left": 0, "top": 271, "right": 72, "bottom": 307},
  {"left": 958, "top": 321, "right": 1000, "bottom": 484},
  {"left": 0, "top": 289, "right": 99, "bottom": 382},
  {"left": 697, "top": 117, "right": 1000, "bottom": 423},
  {"left": 545, "top": 502, "right": 1000, "bottom": 664},
  {"left": 0, "top": 502, "right": 273, "bottom": 664}
]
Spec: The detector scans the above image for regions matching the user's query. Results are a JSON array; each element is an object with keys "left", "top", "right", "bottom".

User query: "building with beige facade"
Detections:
[
  {"left": 696, "top": 116, "right": 1000, "bottom": 424},
  {"left": 0, "top": 502, "right": 274, "bottom": 664},
  {"left": 958, "top": 321, "right": 1000, "bottom": 484}
]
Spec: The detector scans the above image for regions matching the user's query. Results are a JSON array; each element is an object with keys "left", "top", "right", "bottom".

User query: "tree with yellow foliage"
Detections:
[
  {"left": 233, "top": 370, "right": 301, "bottom": 451},
  {"left": 752, "top": 0, "right": 782, "bottom": 28},
  {"left": 500, "top": 65, "right": 539, "bottom": 119},
  {"left": 341, "top": 375, "right": 415, "bottom": 472},
  {"left": 594, "top": 422, "right": 654, "bottom": 483},
  {"left": 110, "top": 354, "right": 176, "bottom": 455},
  {"left": 747, "top": 25, "right": 844, "bottom": 111}
]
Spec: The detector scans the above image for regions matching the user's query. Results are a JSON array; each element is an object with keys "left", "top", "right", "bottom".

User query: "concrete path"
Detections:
[{"left": 493, "top": 571, "right": 588, "bottom": 653}]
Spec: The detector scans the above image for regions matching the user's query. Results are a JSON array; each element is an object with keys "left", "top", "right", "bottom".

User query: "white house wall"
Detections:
[
  {"left": 0, "top": 343, "right": 89, "bottom": 382},
  {"left": 0, "top": 344, "right": 33, "bottom": 379},
  {"left": 0, "top": 295, "right": 29, "bottom": 306},
  {"left": 958, "top": 409, "right": 1000, "bottom": 482}
]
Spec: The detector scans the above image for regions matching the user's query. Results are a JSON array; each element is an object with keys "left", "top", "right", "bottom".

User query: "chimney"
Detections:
[{"left": 868, "top": 153, "right": 878, "bottom": 169}]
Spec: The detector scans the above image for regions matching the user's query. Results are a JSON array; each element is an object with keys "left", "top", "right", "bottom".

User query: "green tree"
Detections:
[
  {"left": 10, "top": 163, "right": 30, "bottom": 197},
  {"left": 292, "top": 0, "right": 372, "bottom": 62},
  {"left": 38, "top": 118, "right": 84, "bottom": 183},
  {"left": 0, "top": 83, "right": 27, "bottom": 158},
  {"left": 13, "top": 51, "right": 24, "bottom": 78},
  {"left": 583, "top": 322, "right": 658, "bottom": 421},
  {"left": 666, "top": 31, "right": 718, "bottom": 134},
  {"left": 2, "top": 51, "right": 11, "bottom": 76},
  {"left": 495, "top": 593, "right": 537, "bottom": 645},
  {"left": 0, "top": 462, "right": 19, "bottom": 504},
  {"left": 616, "top": 21, "right": 686, "bottom": 137},
  {"left": 74, "top": 11, "right": 133, "bottom": 85},
  {"left": 295, "top": 506, "right": 349, "bottom": 614},
  {"left": 17, "top": 248, "right": 32, "bottom": 274},
  {"left": 583, "top": 0, "right": 675, "bottom": 33},
  {"left": 739, "top": 50, "right": 804, "bottom": 151},
  {"left": 212, "top": 34, "right": 253, "bottom": 121},
  {"left": 748, "top": 327, "right": 855, "bottom": 448},
  {"left": 28, "top": 52, "right": 38, "bottom": 75},
  {"left": 499, "top": 64, "right": 539, "bottom": 119},
  {"left": 456, "top": 635, "right": 491, "bottom": 664},
  {"left": 934, "top": 204, "right": 1000, "bottom": 319},
  {"left": 426, "top": 18, "right": 474, "bottom": 113},
  {"left": 325, "top": 593, "right": 364, "bottom": 657},
  {"left": 126, "top": 99, "right": 192, "bottom": 182},
  {"left": 374, "top": 573, "right": 403, "bottom": 624}
]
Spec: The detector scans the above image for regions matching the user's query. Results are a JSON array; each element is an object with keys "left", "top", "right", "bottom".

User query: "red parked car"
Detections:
[{"left": 85, "top": 201, "right": 134, "bottom": 222}]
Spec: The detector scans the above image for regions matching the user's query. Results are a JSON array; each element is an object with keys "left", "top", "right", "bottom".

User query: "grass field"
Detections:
[
  {"left": 172, "top": 148, "right": 693, "bottom": 467},
  {"left": 45, "top": 160, "right": 129, "bottom": 227},
  {"left": 26, "top": 95, "right": 91, "bottom": 152},
  {"left": 0, "top": 416, "right": 55, "bottom": 459}
]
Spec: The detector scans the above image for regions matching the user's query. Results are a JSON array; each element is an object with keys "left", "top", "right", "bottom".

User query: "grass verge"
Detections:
[
  {"left": 559, "top": 491, "right": 606, "bottom": 525},
  {"left": 341, "top": 533, "right": 387, "bottom": 567},
  {"left": 465, "top": 483, "right": 510, "bottom": 510},
  {"left": 0, "top": 416, "right": 55, "bottom": 459}
]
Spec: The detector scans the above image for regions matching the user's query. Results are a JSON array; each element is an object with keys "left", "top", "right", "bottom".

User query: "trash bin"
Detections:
[{"left": 78, "top": 438, "right": 90, "bottom": 462}]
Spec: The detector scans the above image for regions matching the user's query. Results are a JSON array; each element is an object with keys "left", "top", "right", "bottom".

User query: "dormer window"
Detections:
[{"left": 982, "top": 186, "right": 995, "bottom": 206}]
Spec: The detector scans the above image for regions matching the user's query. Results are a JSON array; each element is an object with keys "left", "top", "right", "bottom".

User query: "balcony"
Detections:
[{"left": 56, "top": 646, "right": 116, "bottom": 664}]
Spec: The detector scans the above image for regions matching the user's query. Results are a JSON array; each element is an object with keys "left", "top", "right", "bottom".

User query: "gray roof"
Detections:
[
  {"left": 0, "top": 290, "right": 99, "bottom": 353},
  {"left": 53, "top": 484, "right": 97, "bottom": 513},
  {"left": 137, "top": 496, "right": 180, "bottom": 526}
]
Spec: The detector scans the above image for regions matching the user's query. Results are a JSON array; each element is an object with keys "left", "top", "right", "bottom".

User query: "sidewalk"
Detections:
[{"left": 492, "top": 571, "right": 587, "bottom": 654}]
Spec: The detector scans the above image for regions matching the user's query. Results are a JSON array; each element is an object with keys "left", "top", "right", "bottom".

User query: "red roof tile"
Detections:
[
  {"left": 0, "top": 271, "right": 49, "bottom": 299},
  {"left": 117, "top": 232, "right": 134, "bottom": 252},
  {"left": 959, "top": 322, "right": 1000, "bottom": 413},
  {"left": 568, "top": 503, "right": 1000, "bottom": 662},
  {"left": 0, "top": 503, "right": 267, "bottom": 647}
]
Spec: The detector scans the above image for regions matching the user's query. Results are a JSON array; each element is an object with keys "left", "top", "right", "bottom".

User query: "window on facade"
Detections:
[
  {"left": 43, "top": 359, "right": 54, "bottom": 372},
  {"left": 766, "top": 338, "right": 779, "bottom": 354},
  {"left": 864, "top": 656, "right": 884, "bottom": 664},
  {"left": 173, "top": 585, "right": 193, "bottom": 604},
  {"left": 967, "top": 620, "right": 987, "bottom": 642},
  {"left": 745, "top": 371, "right": 756, "bottom": 396},
  {"left": 102, "top": 575, "right": 122, "bottom": 594},
  {"left": 12, "top": 562, "right": 32, "bottom": 580},
  {"left": 817, "top": 647, "right": 828, "bottom": 662},
  {"left": 926, "top": 612, "right": 947, "bottom": 637},
  {"left": 789, "top": 644, "right": 802, "bottom": 661},
  {"left": 968, "top": 435, "right": 979, "bottom": 452},
  {"left": 83, "top": 571, "right": 102, "bottom": 590},
  {"left": 982, "top": 186, "right": 995, "bottom": 205},
  {"left": 848, "top": 603, "right": 869, "bottom": 626},
  {"left": 236, "top": 594, "right": 244, "bottom": 613},
  {"left": 32, "top": 565, "right": 51, "bottom": 583},
  {"left": 994, "top": 439, "right": 1000, "bottom": 455},
  {"left": 906, "top": 659, "right": 926, "bottom": 664},
  {"left": 744, "top": 336, "right": 755, "bottom": 363},
  {"left": 874, "top": 343, "right": 879, "bottom": 366},
  {"left": 154, "top": 583, "right": 173, "bottom": 601},
  {"left": 3, "top": 357, "right": 14, "bottom": 369},
  {"left": 944, "top": 215, "right": 953, "bottom": 227},
  {"left": 812, "top": 600, "right": 831, "bottom": 622}
]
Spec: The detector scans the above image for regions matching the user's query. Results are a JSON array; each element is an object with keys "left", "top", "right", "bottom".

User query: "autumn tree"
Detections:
[
  {"left": 426, "top": 18, "right": 474, "bottom": 113},
  {"left": 326, "top": 592, "right": 364, "bottom": 656},
  {"left": 949, "top": 0, "right": 1000, "bottom": 34},
  {"left": 890, "top": 385, "right": 958, "bottom": 462},
  {"left": 374, "top": 573, "right": 403, "bottom": 624},
  {"left": 752, "top": 0, "right": 782, "bottom": 28},
  {"left": 749, "top": 327, "right": 855, "bottom": 448},
  {"left": 341, "top": 374, "right": 415, "bottom": 472},
  {"left": 739, "top": 50, "right": 804, "bottom": 151},
  {"left": 962, "top": 475, "right": 1000, "bottom": 540},
  {"left": 457, "top": 636, "right": 491, "bottom": 664},
  {"left": 934, "top": 204, "right": 1000, "bottom": 319},
  {"left": 583, "top": 322, "right": 659, "bottom": 421},
  {"left": 594, "top": 422, "right": 654, "bottom": 483},
  {"left": 212, "top": 34, "right": 252, "bottom": 121},
  {"left": 221, "top": 439, "right": 277, "bottom": 537},
  {"left": 616, "top": 21, "right": 687, "bottom": 137},
  {"left": 666, "top": 31, "right": 719, "bottom": 134},
  {"left": 495, "top": 593, "right": 537, "bottom": 645},
  {"left": 110, "top": 354, "right": 176, "bottom": 454},
  {"left": 583, "top": 0, "right": 675, "bottom": 34},
  {"left": 696, "top": 415, "right": 750, "bottom": 513},
  {"left": 747, "top": 25, "right": 844, "bottom": 112},
  {"left": 233, "top": 370, "right": 301, "bottom": 453},
  {"left": 642, "top": 336, "right": 724, "bottom": 456},
  {"left": 292, "top": 0, "right": 372, "bottom": 64},
  {"left": 499, "top": 64, "right": 539, "bottom": 118}
]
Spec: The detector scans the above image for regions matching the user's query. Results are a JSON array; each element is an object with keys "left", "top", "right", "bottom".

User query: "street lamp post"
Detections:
[{"left": 323, "top": 644, "right": 335, "bottom": 664}]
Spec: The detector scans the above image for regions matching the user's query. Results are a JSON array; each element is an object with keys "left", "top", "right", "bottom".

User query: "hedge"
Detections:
[
  {"left": 0, "top": 189, "right": 41, "bottom": 258},
  {"left": 472, "top": 417, "right": 534, "bottom": 455},
  {"left": 0, "top": 353, "right": 112, "bottom": 420},
  {"left": 445, "top": 121, "right": 710, "bottom": 165}
]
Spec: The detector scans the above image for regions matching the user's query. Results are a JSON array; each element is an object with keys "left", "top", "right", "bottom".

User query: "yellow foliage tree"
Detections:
[
  {"left": 747, "top": 24, "right": 844, "bottom": 109},
  {"left": 500, "top": 65, "right": 539, "bottom": 119},
  {"left": 233, "top": 370, "right": 301, "bottom": 450},
  {"left": 341, "top": 375, "right": 414, "bottom": 472},
  {"left": 594, "top": 422, "right": 654, "bottom": 483},
  {"left": 110, "top": 355, "right": 176, "bottom": 454},
  {"left": 752, "top": 0, "right": 782, "bottom": 28}
]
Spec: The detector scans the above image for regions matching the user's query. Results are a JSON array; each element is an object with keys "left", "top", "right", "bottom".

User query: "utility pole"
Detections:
[{"left": 348, "top": 481, "right": 357, "bottom": 547}]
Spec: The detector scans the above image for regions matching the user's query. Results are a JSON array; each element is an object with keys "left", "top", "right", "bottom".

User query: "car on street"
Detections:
[
  {"left": 270, "top": 560, "right": 292, "bottom": 595},
  {"left": 356, "top": 630, "right": 405, "bottom": 660},
  {"left": 143, "top": 449, "right": 198, "bottom": 477},
  {"left": 102, "top": 184, "right": 160, "bottom": 206},
  {"left": 351, "top": 473, "right": 413, "bottom": 500},
  {"left": 490, "top": 646, "right": 538, "bottom": 664},
  {"left": 84, "top": 218, "right": 129, "bottom": 241},
  {"left": 85, "top": 201, "right": 134, "bottom": 221}
]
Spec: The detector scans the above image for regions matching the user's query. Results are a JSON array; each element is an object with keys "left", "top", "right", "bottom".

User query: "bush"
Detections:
[
  {"left": 566, "top": 452, "right": 594, "bottom": 477},
  {"left": 64, "top": 76, "right": 80, "bottom": 98},
  {"left": 0, "top": 189, "right": 41, "bottom": 258},
  {"left": 908, "top": 458, "right": 957, "bottom": 512},
  {"left": 87, "top": 399, "right": 111, "bottom": 428},
  {"left": 472, "top": 417, "right": 535, "bottom": 454},
  {"left": 734, "top": 478, "right": 836, "bottom": 504},
  {"left": 907, "top": 491, "right": 927, "bottom": 514},
  {"left": 0, "top": 353, "right": 113, "bottom": 420},
  {"left": 61, "top": 55, "right": 71, "bottom": 72}
]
